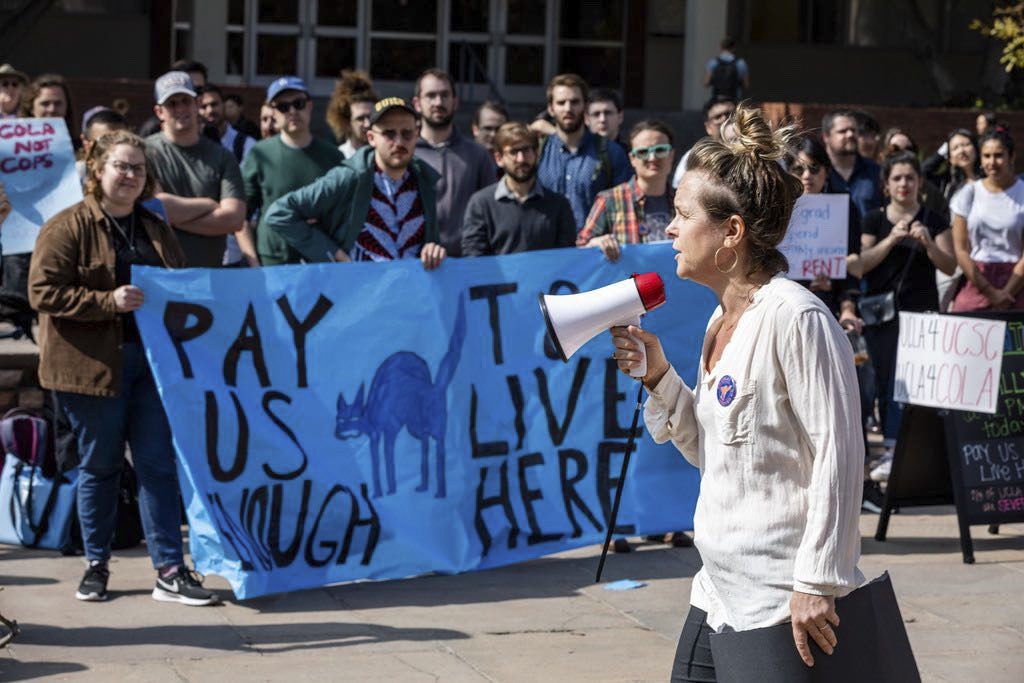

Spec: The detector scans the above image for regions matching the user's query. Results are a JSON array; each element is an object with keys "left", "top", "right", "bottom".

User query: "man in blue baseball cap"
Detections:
[
  {"left": 144, "top": 70, "right": 247, "bottom": 268},
  {"left": 240, "top": 76, "right": 343, "bottom": 265}
]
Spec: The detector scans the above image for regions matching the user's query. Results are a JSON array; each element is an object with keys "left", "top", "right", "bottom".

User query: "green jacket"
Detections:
[{"left": 262, "top": 146, "right": 441, "bottom": 263}]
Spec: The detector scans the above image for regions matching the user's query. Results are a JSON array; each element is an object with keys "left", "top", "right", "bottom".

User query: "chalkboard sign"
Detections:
[
  {"left": 876, "top": 311, "right": 1024, "bottom": 564},
  {"left": 943, "top": 311, "right": 1024, "bottom": 559}
]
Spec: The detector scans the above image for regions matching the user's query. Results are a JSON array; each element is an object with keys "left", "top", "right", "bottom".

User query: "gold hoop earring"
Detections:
[{"left": 714, "top": 246, "right": 739, "bottom": 273}]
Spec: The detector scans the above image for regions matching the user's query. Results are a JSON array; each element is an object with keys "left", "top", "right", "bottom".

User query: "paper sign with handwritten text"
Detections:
[
  {"left": 778, "top": 193, "right": 849, "bottom": 280},
  {"left": 0, "top": 117, "right": 82, "bottom": 255},
  {"left": 894, "top": 312, "right": 1006, "bottom": 414}
]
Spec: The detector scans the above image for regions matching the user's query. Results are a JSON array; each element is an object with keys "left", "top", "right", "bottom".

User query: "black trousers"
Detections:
[{"left": 671, "top": 606, "right": 717, "bottom": 682}]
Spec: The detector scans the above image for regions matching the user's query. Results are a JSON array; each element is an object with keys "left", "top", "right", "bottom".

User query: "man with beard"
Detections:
[
  {"left": 412, "top": 68, "right": 494, "bottom": 257},
  {"left": 461, "top": 122, "right": 575, "bottom": 256},
  {"left": 822, "top": 109, "right": 883, "bottom": 217},
  {"left": 199, "top": 85, "right": 256, "bottom": 164},
  {"left": 536, "top": 73, "right": 632, "bottom": 232},
  {"left": 0, "top": 64, "right": 26, "bottom": 119},
  {"left": 145, "top": 71, "right": 246, "bottom": 267},
  {"left": 242, "top": 77, "right": 342, "bottom": 265},
  {"left": 263, "top": 97, "right": 445, "bottom": 270}
]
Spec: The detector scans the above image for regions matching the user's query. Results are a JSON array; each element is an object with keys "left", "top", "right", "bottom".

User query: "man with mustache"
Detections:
[
  {"left": 536, "top": 73, "right": 633, "bottom": 232},
  {"left": 461, "top": 122, "right": 575, "bottom": 256},
  {"left": 263, "top": 97, "right": 446, "bottom": 270},
  {"left": 412, "top": 68, "right": 494, "bottom": 258}
]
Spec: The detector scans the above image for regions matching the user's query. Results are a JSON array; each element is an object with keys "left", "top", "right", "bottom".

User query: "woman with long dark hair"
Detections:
[
  {"left": 950, "top": 129, "right": 1024, "bottom": 312},
  {"left": 859, "top": 152, "right": 956, "bottom": 482}
]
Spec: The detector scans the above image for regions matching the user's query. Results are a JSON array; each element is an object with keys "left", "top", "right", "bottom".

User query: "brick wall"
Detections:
[{"left": 761, "top": 102, "right": 1024, "bottom": 169}]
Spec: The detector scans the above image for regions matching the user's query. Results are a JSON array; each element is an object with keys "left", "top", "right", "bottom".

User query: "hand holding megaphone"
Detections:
[
  {"left": 539, "top": 272, "right": 666, "bottom": 378},
  {"left": 610, "top": 324, "right": 670, "bottom": 386}
]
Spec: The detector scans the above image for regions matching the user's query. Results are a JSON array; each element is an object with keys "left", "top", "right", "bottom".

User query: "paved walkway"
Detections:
[{"left": 0, "top": 510, "right": 1021, "bottom": 682}]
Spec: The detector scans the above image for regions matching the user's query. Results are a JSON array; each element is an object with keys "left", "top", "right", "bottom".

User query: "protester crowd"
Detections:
[{"left": 0, "top": 45, "right": 1022, "bottom": 607}]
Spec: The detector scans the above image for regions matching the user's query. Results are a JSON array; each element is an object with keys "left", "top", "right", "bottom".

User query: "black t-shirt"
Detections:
[
  {"left": 642, "top": 193, "right": 672, "bottom": 242},
  {"left": 106, "top": 208, "right": 163, "bottom": 342},
  {"left": 861, "top": 206, "right": 947, "bottom": 312}
]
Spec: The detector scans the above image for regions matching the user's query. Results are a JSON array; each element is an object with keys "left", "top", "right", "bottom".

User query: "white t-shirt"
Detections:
[
  {"left": 671, "top": 148, "right": 692, "bottom": 189},
  {"left": 949, "top": 178, "right": 1024, "bottom": 263},
  {"left": 644, "top": 276, "right": 865, "bottom": 632}
]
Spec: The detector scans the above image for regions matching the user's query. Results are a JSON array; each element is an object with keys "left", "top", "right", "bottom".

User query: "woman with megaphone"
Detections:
[{"left": 610, "top": 105, "right": 865, "bottom": 680}]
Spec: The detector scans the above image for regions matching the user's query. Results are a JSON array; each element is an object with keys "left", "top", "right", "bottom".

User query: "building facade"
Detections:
[{"left": 1, "top": 0, "right": 1011, "bottom": 112}]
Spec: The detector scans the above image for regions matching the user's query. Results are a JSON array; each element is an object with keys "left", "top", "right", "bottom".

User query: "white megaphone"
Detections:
[{"left": 539, "top": 272, "right": 666, "bottom": 378}]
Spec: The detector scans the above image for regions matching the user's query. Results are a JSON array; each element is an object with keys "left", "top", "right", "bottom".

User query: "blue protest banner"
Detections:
[
  {"left": 133, "top": 243, "right": 718, "bottom": 599},
  {"left": 0, "top": 118, "right": 82, "bottom": 255}
]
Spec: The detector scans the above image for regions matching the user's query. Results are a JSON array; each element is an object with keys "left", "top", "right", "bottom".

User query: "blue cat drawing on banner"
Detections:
[{"left": 335, "top": 294, "right": 467, "bottom": 499}]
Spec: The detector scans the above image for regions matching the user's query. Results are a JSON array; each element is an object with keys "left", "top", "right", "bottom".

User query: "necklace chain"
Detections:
[{"left": 102, "top": 208, "right": 137, "bottom": 253}]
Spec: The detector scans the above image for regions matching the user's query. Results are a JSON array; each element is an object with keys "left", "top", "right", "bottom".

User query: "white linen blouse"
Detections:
[{"left": 645, "top": 276, "right": 865, "bottom": 632}]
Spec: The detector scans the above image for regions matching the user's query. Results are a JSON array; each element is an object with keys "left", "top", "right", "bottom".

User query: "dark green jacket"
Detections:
[{"left": 262, "top": 146, "right": 441, "bottom": 263}]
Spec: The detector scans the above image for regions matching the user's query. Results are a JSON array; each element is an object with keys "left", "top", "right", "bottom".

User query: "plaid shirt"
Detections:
[{"left": 578, "top": 178, "right": 668, "bottom": 245}]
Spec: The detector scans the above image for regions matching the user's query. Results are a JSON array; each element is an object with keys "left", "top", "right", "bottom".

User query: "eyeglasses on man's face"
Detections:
[
  {"left": 271, "top": 96, "right": 309, "bottom": 113},
  {"left": 372, "top": 127, "right": 417, "bottom": 142},
  {"left": 631, "top": 144, "right": 672, "bottom": 161}
]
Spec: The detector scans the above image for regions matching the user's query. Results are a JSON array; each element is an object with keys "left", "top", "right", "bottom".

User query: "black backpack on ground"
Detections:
[{"left": 709, "top": 57, "right": 740, "bottom": 99}]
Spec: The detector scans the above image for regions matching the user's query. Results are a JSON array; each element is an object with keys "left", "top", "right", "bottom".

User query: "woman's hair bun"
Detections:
[{"left": 727, "top": 105, "right": 797, "bottom": 161}]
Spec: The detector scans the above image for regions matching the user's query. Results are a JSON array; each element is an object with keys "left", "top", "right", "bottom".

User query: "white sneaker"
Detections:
[{"left": 870, "top": 452, "right": 893, "bottom": 482}]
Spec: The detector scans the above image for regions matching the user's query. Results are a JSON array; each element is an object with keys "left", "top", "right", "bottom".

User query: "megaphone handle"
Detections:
[{"left": 626, "top": 315, "right": 646, "bottom": 379}]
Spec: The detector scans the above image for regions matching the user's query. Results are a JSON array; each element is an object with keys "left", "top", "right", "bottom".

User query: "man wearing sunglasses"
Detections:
[
  {"left": 145, "top": 70, "right": 246, "bottom": 268},
  {"left": 0, "top": 64, "right": 26, "bottom": 119},
  {"left": 241, "top": 77, "right": 343, "bottom": 266},
  {"left": 580, "top": 120, "right": 677, "bottom": 263},
  {"left": 264, "top": 97, "right": 445, "bottom": 270}
]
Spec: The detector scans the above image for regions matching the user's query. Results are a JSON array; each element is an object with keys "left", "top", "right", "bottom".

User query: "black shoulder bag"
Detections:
[{"left": 859, "top": 244, "right": 918, "bottom": 327}]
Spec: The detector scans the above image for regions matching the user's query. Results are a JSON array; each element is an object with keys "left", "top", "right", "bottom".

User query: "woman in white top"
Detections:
[
  {"left": 950, "top": 128, "right": 1024, "bottom": 311},
  {"left": 610, "top": 106, "right": 864, "bottom": 681}
]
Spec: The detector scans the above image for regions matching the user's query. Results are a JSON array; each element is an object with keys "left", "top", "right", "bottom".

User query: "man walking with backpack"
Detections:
[{"left": 703, "top": 37, "right": 749, "bottom": 101}]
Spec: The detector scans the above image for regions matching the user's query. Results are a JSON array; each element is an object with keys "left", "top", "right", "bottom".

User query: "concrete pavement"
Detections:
[{"left": 0, "top": 511, "right": 1022, "bottom": 682}]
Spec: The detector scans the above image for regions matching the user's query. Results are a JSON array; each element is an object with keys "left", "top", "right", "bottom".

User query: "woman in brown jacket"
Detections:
[{"left": 29, "top": 131, "right": 217, "bottom": 606}]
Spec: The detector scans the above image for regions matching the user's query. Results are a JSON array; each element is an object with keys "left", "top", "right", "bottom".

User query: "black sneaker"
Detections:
[
  {"left": 152, "top": 566, "right": 219, "bottom": 606},
  {"left": 75, "top": 561, "right": 109, "bottom": 602},
  {"left": 861, "top": 480, "right": 885, "bottom": 514}
]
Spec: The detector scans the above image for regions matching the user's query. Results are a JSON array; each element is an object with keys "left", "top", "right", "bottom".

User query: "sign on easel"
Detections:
[{"left": 878, "top": 312, "right": 1024, "bottom": 564}]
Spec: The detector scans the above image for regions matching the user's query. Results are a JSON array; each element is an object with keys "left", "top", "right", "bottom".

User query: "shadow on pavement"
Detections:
[
  {"left": 0, "top": 575, "right": 58, "bottom": 587},
  {"left": 862, "top": 533, "right": 1024, "bottom": 556},
  {"left": 11, "top": 621, "right": 468, "bottom": 654},
  {"left": 243, "top": 544, "right": 701, "bottom": 613},
  {"left": 0, "top": 661, "right": 89, "bottom": 681}
]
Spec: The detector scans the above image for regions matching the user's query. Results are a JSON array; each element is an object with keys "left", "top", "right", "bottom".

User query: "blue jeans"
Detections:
[{"left": 59, "top": 343, "right": 183, "bottom": 569}]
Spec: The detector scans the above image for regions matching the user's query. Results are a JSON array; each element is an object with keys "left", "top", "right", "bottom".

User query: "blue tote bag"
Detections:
[{"left": 0, "top": 453, "right": 78, "bottom": 550}]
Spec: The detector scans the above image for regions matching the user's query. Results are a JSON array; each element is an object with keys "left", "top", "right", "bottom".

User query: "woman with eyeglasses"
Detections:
[
  {"left": 859, "top": 152, "right": 956, "bottom": 482},
  {"left": 28, "top": 131, "right": 217, "bottom": 606},
  {"left": 579, "top": 119, "right": 677, "bottom": 262},
  {"left": 950, "top": 128, "right": 1024, "bottom": 312}
]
